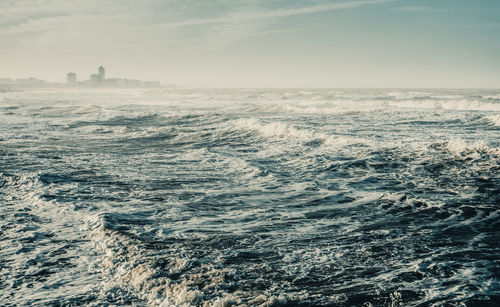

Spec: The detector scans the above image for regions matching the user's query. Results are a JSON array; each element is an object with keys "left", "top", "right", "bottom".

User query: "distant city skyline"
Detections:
[
  {"left": 1, "top": 0, "right": 499, "bottom": 88},
  {"left": 0, "top": 66, "right": 161, "bottom": 88}
]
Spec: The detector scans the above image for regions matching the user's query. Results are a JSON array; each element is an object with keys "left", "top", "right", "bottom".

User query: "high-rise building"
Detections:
[
  {"left": 89, "top": 74, "right": 102, "bottom": 86},
  {"left": 98, "top": 66, "right": 105, "bottom": 80},
  {"left": 66, "top": 72, "right": 77, "bottom": 84}
]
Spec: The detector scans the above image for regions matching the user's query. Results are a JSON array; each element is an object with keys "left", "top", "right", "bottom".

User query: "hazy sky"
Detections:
[{"left": 1, "top": 0, "right": 499, "bottom": 88}]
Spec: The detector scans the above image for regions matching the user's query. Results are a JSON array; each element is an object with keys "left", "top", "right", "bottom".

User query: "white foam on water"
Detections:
[
  {"left": 484, "top": 114, "right": 500, "bottom": 126},
  {"left": 481, "top": 94, "right": 500, "bottom": 100},
  {"left": 86, "top": 215, "right": 293, "bottom": 306},
  {"left": 229, "top": 118, "right": 368, "bottom": 148},
  {"left": 3, "top": 88, "right": 499, "bottom": 306},
  {"left": 384, "top": 99, "right": 500, "bottom": 111},
  {"left": 232, "top": 102, "right": 372, "bottom": 115},
  {"left": 0, "top": 172, "right": 102, "bottom": 305},
  {"left": 444, "top": 138, "right": 499, "bottom": 157}
]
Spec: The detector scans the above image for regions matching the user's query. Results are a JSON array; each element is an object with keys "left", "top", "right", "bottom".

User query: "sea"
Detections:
[{"left": 1, "top": 88, "right": 499, "bottom": 306}]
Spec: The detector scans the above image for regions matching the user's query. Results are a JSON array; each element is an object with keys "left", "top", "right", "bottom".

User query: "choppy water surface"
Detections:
[{"left": 1, "top": 88, "right": 499, "bottom": 306}]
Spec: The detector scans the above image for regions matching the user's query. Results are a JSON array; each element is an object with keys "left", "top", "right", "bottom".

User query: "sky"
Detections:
[{"left": 1, "top": 0, "right": 499, "bottom": 88}]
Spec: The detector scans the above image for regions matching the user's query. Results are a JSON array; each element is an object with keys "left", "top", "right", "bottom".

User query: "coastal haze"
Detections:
[
  {"left": 1, "top": 1, "right": 500, "bottom": 307},
  {"left": 1, "top": 0, "right": 499, "bottom": 88}
]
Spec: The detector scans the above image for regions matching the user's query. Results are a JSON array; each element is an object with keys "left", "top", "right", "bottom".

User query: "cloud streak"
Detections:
[
  {"left": 0, "top": 0, "right": 394, "bottom": 41},
  {"left": 394, "top": 6, "right": 432, "bottom": 13},
  {"left": 156, "top": 0, "right": 395, "bottom": 28}
]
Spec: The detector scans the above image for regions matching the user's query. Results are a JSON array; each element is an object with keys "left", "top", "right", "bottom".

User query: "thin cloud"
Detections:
[
  {"left": 246, "top": 28, "right": 298, "bottom": 37},
  {"left": 0, "top": 0, "right": 395, "bottom": 39},
  {"left": 156, "top": 0, "right": 395, "bottom": 28},
  {"left": 394, "top": 6, "right": 432, "bottom": 13},
  {"left": 0, "top": 13, "right": 68, "bottom": 32}
]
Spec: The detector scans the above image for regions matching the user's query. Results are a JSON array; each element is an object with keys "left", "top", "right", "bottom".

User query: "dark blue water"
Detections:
[{"left": 1, "top": 88, "right": 499, "bottom": 306}]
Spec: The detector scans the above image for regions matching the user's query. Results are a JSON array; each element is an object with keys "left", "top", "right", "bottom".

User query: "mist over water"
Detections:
[{"left": 1, "top": 88, "right": 499, "bottom": 306}]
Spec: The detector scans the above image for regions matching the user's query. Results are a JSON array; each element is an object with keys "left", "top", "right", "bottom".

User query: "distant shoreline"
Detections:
[{"left": 2, "top": 86, "right": 499, "bottom": 91}]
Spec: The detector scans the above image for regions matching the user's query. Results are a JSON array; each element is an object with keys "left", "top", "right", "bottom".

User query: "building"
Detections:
[
  {"left": 14, "top": 77, "right": 46, "bottom": 86},
  {"left": 104, "top": 78, "right": 128, "bottom": 87},
  {"left": 89, "top": 74, "right": 103, "bottom": 86},
  {"left": 67, "top": 66, "right": 161, "bottom": 88},
  {"left": 98, "top": 66, "right": 105, "bottom": 80},
  {"left": 87, "top": 66, "right": 106, "bottom": 86},
  {"left": 66, "top": 72, "right": 77, "bottom": 84},
  {"left": 104, "top": 78, "right": 161, "bottom": 88}
]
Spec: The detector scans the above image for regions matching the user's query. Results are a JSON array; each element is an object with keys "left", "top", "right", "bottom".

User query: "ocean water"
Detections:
[{"left": 0, "top": 88, "right": 499, "bottom": 306}]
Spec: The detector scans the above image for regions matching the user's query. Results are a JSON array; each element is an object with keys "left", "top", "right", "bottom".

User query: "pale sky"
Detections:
[{"left": 1, "top": 0, "right": 499, "bottom": 88}]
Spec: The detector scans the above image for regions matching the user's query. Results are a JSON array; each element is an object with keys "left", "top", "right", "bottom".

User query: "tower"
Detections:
[{"left": 98, "top": 66, "right": 105, "bottom": 80}]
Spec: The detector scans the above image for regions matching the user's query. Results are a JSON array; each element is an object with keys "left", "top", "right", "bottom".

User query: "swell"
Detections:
[
  {"left": 82, "top": 136, "right": 499, "bottom": 306},
  {"left": 86, "top": 213, "right": 291, "bottom": 306},
  {"left": 2, "top": 88, "right": 499, "bottom": 306},
  {"left": 227, "top": 118, "right": 368, "bottom": 148}
]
